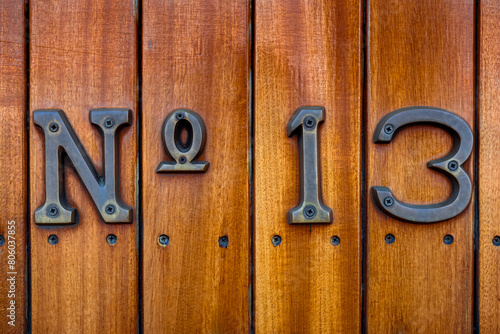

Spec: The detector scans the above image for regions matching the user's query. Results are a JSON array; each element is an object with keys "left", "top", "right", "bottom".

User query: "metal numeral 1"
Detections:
[
  {"left": 287, "top": 106, "right": 333, "bottom": 224},
  {"left": 371, "top": 106, "right": 473, "bottom": 223},
  {"left": 157, "top": 109, "right": 210, "bottom": 173}
]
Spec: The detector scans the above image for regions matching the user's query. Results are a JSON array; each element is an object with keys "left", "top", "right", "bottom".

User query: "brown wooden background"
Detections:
[{"left": 0, "top": 0, "right": 497, "bottom": 333}]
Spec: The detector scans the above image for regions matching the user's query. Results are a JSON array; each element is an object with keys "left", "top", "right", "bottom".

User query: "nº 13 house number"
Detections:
[{"left": 33, "top": 106, "right": 473, "bottom": 226}]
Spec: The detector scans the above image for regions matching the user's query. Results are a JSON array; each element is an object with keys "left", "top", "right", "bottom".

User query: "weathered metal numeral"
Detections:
[
  {"left": 287, "top": 106, "right": 333, "bottom": 224},
  {"left": 157, "top": 109, "right": 209, "bottom": 173},
  {"left": 372, "top": 106, "right": 473, "bottom": 223},
  {"left": 34, "top": 109, "right": 133, "bottom": 225}
]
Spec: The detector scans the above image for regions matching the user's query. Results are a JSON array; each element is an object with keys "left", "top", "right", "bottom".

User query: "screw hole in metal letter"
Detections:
[
  {"left": 157, "top": 109, "right": 209, "bottom": 173},
  {"left": 287, "top": 106, "right": 333, "bottom": 224},
  {"left": 371, "top": 106, "right": 473, "bottom": 223}
]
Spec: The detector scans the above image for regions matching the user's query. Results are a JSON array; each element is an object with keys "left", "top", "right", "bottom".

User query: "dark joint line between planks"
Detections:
[
  {"left": 361, "top": 0, "right": 368, "bottom": 332},
  {"left": 25, "top": 0, "right": 32, "bottom": 332},
  {"left": 136, "top": 0, "right": 144, "bottom": 332},
  {"left": 250, "top": 0, "right": 256, "bottom": 332},
  {"left": 473, "top": 0, "right": 481, "bottom": 332}
]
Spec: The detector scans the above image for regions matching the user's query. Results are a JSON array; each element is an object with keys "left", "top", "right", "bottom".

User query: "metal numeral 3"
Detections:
[
  {"left": 287, "top": 106, "right": 333, "bottom": 224},
  {"left": 371, "top": 106, "right": 473, "bottom": 223}
]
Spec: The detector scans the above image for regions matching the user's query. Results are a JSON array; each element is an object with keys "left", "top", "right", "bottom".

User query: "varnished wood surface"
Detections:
[
  {"left": 29, "top": 1, "right": 138, "bottom": 333},
  {"left": 254, "top": 0, "right": 362, "bottom": 332},
  {"left": 141, "top": 0, "right": 251, "bottom": 332},
  {"left": 0, "top": 1, "right": 26, "bottom": 333},
  {"left": 479, "top": 0, "right": 500, "bottom": 332},
  {"left": 366, "top": 0, "right": 474, "bottom": 332},
  {"left": 0, "top": 0, "right": 492, "bottom": 332}
]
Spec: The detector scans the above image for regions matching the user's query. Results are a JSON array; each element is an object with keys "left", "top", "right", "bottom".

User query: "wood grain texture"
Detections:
[
  {"left": 0, "top": 1, "right": 26, "bottom": 333},
  {"left": 29, "top": 1, "right": 137, "bottom": 332},
  {"left": 366, "top": 0, "right": 474, "bottom": 332},
  {"left": 479, "top": 0, "right": 500, "bottom": 332},
  {"left": 254, "top": 0, "right": 362, "bottom": 332},
  {"left": 142, "top": 0, "right": 250, "bottom": 332}
]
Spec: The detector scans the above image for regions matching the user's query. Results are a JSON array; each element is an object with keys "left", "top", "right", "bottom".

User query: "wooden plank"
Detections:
[
  {"left": 366, "top": 0, "right": 474, "bottom": 332},
  {"left": 141, "top": 0, "right": 250, "bottom": 332},
  {"left": 29, "top": 1, "right": 137, "bottom": 332},
  {"left": 479, "top": 0, "right": 500, "bottom": 332},
  {"left": 0, "top": 1, "right": 26, "bottom": 333},
  {"left": 254, "top": 0, "right": 362, "bottom": 332}
]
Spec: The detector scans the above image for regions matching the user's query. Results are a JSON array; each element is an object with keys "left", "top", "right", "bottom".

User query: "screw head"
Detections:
[
  {"left": 49, "top": 122, "right": 59, "bottom": 133},
  {"left": 158, "top": 234, "right": 170, "bottom": 246},
  {"left": 493, "top": 236, "right": 500, "bottom": 246},
  {"left": 46, "top": 204, "right": 60, "bottom": 218},
  {"left": 384, "top": 124, "right": 394, "bottom": 135},
  {"left": 330, "top": 236, "right": 340, "bottom": 246},
  {"left": 104, "top": 117, "right": 115, "bottom": 128},
  {"left": 304, "top": 116, "right": 316, "bottom": 130},
  {"left": 0, "top": 235, "right": 5, "bottom": 246},
  {"left": 448, "top": 160, "right": 459, "bottom": 171},
  {"left": 178, "top": 156, "right": 187, "bottom": 164},
  {"left": 106, "top": 234, "right": 117, "bottom": 245},
  {"left": 303, "top": 205, "right": 317, "bottom": 219},
  {"left": 385, "top": 234, "right": 395, "bottom": 244},
  {"left": 383, "top": 197, "right": 394, "bottom": 207},
  {"left": 219, "top": 236, "right": 229, "bottom": 248},
  {"left": 48, "top": 234, "right": 58, "bottom": 245},
  {"left": 443, "top": 234, "right": 454, "bottom": 245},
  {"left": 175, "top": 112, "right": 185, "bottom": 120},
  {"left": 105, "top": 204, "right": 116, "bottom": 215},
  {"left": 272, "top": 235, "right": 282, "bottom": 247}
]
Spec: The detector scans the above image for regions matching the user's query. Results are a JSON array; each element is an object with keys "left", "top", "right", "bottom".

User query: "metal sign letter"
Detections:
[
  {"left": 371, "top": 106, "right": 473, "bottom": 223},
  {"left": 287, "top": 106, "right": 333, "bottom": 224},
  {"left": 34, "top": 109, "right": 133, "bottom": 225},
  {"left": 157, "top": 109, "right": 209, "bottom": 173}
]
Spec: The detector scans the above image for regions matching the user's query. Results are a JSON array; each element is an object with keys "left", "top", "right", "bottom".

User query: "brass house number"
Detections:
[{"left": 33, "top": 106, "right": 473, "bottom": 226}]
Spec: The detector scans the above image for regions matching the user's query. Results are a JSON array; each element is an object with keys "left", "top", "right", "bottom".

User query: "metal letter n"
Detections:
[{"left": 34, "top": 109, "right": 133, "bottom": 225}]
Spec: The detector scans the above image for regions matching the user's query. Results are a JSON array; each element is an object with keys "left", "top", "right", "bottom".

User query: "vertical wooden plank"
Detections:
[
  {"left": 142, "top": 0, "right": 250, "bottom": 332},
  {"left": 29, "top": 1, "right": 137, "bottom": 332},
  {"left": 255, "top": 0, "right": 362, "bottom": 332},
  {"left": 479, "top": 1, "right": 500, "bottom": 332},
  {"left": 367, "top": 0, "right": 474, "bottom": 332},
  {"left": 0, "top": 1, "right": 26, "bottom": 333}
]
